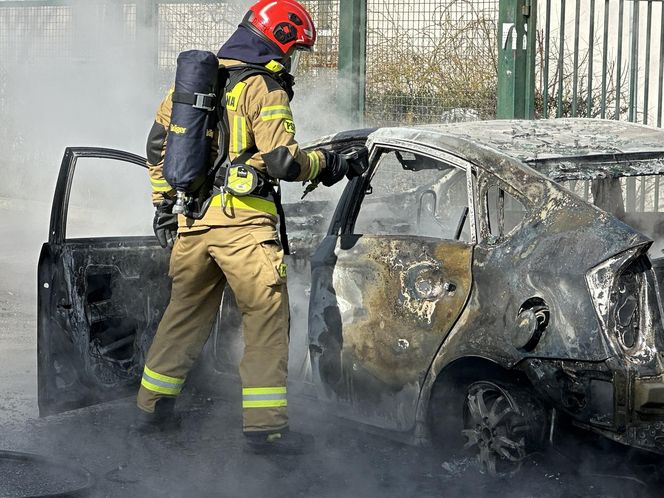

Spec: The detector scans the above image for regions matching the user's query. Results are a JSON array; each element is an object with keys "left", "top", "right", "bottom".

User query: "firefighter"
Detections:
[{"left": 136, "top": 0, "right": 356, "bottom": 454}]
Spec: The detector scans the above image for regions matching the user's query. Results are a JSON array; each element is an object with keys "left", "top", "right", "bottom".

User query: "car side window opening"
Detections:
[
  {"left": 353, "top": 149, "right": 472, "bottom": 242},
  {"left": 561, "top": 175, "right": 664, "bottom": 256},
  {"left": 562, "top": 176, "right": 664, "bottom": 216},
  {"left": 485, "top": 185, "right": 527, "bottom": 241},
  {"left": 67, "top": 157, "right": 154, "bottom": 239}
]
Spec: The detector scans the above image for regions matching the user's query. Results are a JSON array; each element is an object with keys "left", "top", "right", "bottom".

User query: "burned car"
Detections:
[{"left": 38, "top": 119, "right": 664, "bottom": 475}]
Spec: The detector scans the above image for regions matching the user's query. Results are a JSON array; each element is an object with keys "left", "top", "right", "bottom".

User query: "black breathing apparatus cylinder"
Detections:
[{"left": 163, "top": 50, "right": 220, "bottom": 214}]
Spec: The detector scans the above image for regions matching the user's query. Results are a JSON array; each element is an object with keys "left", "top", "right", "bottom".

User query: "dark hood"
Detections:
[{"left": 217, "top": 25, "right": 284, "bottom": 64}]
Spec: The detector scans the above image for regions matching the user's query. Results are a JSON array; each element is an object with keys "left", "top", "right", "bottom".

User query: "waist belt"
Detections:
[
  {"left": 210, "top": 193, "right": 277, "bottom": 216},
  {"left": 212, "top": 165, "right": 290, "bottom": 255}
]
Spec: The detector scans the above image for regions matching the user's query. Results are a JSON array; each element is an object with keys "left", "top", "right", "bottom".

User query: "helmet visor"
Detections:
[
  {"left": 289, "top": 50, "right": 301, "bottom": 74},
  {"left": 287, "top": 45, "right": 312, "bottom": 73}
]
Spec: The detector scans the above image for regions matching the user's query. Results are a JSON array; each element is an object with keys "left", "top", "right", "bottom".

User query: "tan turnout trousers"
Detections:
[
  {"left": 137, "top": 223, "right": 290, "bottom": 433},
  {"left": 140, "top": 57, "right": 330, "bottom": 434}
]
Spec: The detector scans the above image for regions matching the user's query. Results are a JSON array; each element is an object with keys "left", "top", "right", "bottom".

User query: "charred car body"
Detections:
[{"left": 39, "top": 119, "right": 664, "bottom": 474}]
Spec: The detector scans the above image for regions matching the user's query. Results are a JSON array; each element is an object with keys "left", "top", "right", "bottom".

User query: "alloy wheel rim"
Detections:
[{"left": 462, "top": 381, "right": 530, "bottom": 477}]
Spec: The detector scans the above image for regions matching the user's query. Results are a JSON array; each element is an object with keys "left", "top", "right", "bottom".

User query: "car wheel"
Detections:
[{"left": 462, "top": 381, "right": 548, "bottom": 477}]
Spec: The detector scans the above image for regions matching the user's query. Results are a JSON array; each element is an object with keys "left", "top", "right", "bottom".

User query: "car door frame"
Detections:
[
  {"left": 330, "top": 137, "right": 479, "bottom": 243},
  {"left": 308, "top": 135, "right": 479, "bottom": 430},
  {"left": 38, "top": 147, "right": 171, "bottom": 416},
  {"left": 48, "top": 147, "right": 147, "bottom": 245}
]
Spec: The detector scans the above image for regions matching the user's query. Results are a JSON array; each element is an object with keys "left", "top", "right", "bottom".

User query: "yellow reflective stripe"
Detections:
[
  {"left": 243, "top": 399, "right": 288, "bottom": 408},
  {"left": 242, "top": 386, "right": 288, "bottom": 409},
  {"left": 261, "top": 113, "right": 292, "bottom": 121},
  {"left": 307, "top": 151, "right": 320, "bottom": 180},
  {"left": 231, "top": 116, "right": 247, "bottom": 154},
  {"left": 242, "top": 387, "right": 287, "bottom": 395},
  {"left": 141, "top": 378, "right": 181, "bottom": 396},
  {"left": 150, "top": 178, "right": 172, "bottom": 192},
  {"left": 260, "top": 105, "right": 292, "bottom": 121},
  {"left": 210, "top": 194, "right": 278, "bottom": 216},
  {"left": 265, "top": 60, "right": 285, "bottom": 73},
  {"left": 261, "top": 105, "right": 291, "bottom": 112},
  {"left": 144, "top": 366, "right": 184, "bottom": 385}
]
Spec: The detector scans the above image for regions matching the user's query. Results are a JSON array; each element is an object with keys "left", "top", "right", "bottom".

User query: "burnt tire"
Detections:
[{"left": 462, "top": 381, "right": 548, "bottom": 477}]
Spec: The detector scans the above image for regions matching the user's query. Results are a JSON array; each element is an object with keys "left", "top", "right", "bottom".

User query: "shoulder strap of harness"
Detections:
[
  {"left": 216, "top": 64, "right": 281, "bottom": 167},
  {"left": 214, "top": 63, "right": 291, "bottom": 255}
]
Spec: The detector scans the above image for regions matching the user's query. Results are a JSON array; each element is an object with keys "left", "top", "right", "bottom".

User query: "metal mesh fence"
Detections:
[
  {"left": 157, "top": 2, "right": 242, "bottom": 72},
  {"left": 0, "top": 0, "right": 498, "bottom": 141},
  {"left": 155, "top": 1, "right": 339, "bottom": 90},
  {"left": 0, "top": 4, "right": 75, "bottom": 64},
  {"left": 295, "top": 1, "right": 339, "bottom": 80},
  {"left": 365, "top": 0, "right": 499, "bottom": 126},
  {"left": 537, "top": 0, "right": 664, "bottom": 127},
  {"left": 0, "top": 1, "right": 141, "bottom": 196}
]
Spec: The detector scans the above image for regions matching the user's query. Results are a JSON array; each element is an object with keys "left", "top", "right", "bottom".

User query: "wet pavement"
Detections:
[
  {"left": 0, "top": 390, "right": 662, "bottom": 497},
  {"left": 1, "top": 200, "right": 664, "bottom": 497}
]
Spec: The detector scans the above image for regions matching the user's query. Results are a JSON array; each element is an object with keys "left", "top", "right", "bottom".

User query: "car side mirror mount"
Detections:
[{"left": 486, "top": 234, "right": 500, "bottom": 246}]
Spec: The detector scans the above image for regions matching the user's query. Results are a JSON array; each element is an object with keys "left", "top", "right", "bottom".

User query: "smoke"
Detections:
[
  {"left": 2, "top": 2, "right": 155, "bottom": 198},
  {"left": 2, "top": 3, "right": 660, "bottom": 498}
]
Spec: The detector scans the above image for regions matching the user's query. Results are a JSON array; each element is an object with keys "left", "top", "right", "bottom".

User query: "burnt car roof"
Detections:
[
  {"left": 304, "top": 119, "right": 664, "bottom": 181},
  {"left": 418, "top": 118, "right": 664, "bottom": 160},
  {"left": 409, "top": 119, "right": 664, "bottom": 181}
]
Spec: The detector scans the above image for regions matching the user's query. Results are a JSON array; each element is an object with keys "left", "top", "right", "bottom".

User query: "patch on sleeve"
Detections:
[{"left": 283, "top": 119, "right": 296, "bottom": 134}]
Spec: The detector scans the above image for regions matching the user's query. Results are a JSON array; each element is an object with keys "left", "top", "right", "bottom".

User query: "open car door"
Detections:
[
  {"left": 308, "top": 144, "right": 475, "bottom": 431},
  {"left": 37, "top": 148, "right": 171, "bottom": 416}
]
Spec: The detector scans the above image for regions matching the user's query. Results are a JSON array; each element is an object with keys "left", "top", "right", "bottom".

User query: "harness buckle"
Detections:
[{"left": 193, "top": 93, "right": 216, "bottom": 111}]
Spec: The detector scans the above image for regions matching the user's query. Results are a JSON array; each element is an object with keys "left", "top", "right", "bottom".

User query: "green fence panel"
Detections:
[
  {"left": 496, "top": 0, "right": 537, "bottom": 119},
  {"left": 537, "top": 0, "right": 664, "bottom": 126},
  {"left": 364, "top": 0, "right": 499, "bottom": 126}
]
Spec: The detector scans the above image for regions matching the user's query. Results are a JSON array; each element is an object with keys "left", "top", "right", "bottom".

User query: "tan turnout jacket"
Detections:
[{"left": 147, "top": 58, "right": 327, "bottom": 230}]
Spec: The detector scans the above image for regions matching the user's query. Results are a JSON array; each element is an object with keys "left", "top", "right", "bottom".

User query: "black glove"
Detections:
[
  {"left": 153, "top": 199, "right": 178, "bottom": 249},
  {"left": 318, "top": 150, "right": 349, "bottom": 187},
  {"left": 343, "top": 146, "right": 369, "bottom": 179}
]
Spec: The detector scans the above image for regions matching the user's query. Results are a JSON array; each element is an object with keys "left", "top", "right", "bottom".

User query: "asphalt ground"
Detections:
[{"left": 1, "top": 199, "right": 664, "bottom": 497}]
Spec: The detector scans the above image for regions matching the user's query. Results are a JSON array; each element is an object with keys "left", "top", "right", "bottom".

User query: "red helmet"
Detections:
[{"left": 242, "top": 0, "right": 316, "bottom": 56}]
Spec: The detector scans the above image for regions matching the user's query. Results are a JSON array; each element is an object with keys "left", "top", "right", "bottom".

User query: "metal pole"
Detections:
[
  {"left": 659, "top": 1, "right": 664, "bottom": 127},
  {"left": 628, "top": 0, "right": 640, "bottom": 123},
  {"left": 496, "top": 0, "right": 537, "bottom": 119},
  {"left": 338, "top": 0, "right": 367, "bottom": 126},
  {"left": 543, "top": 0, "right": 551, "bottom": 118},
  {"left": 572, "top": 0, "right": 580, "bottom": 116},
  {"left": 587, "top": 0, "right": 595, "bottom": 117},
  {"left": 615, "top": 0, "right": 625, "bottom": 120},
  {"left": 556, "top": 0, "right": 566, "bottom": 118},
  {"left": 525, "top": 0, "right": 537, "bottom": 117},
  {"left": 643, "top": 1, "right": 652, "bottom": 125},
  {"left": 601, "top": 0, "right": 609, "bottom": 118}
]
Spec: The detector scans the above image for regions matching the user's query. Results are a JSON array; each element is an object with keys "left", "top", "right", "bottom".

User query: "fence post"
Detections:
[
  {"left": 338, "top": 0, "right": 366, "bottom": 125},
  {"left": 496, "top": 0, "right": 537, "bottom": 119},
  {"left": 137, "top": 0, "right": 159, "bottom": 89}
]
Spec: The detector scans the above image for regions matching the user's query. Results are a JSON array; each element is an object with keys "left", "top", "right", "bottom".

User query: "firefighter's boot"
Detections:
[
  {"left": 131, "top": 397, "right": 181, "bottom": 434},
  {"left": 244, "top": 429, "right": 314, "bottom": 455}
]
